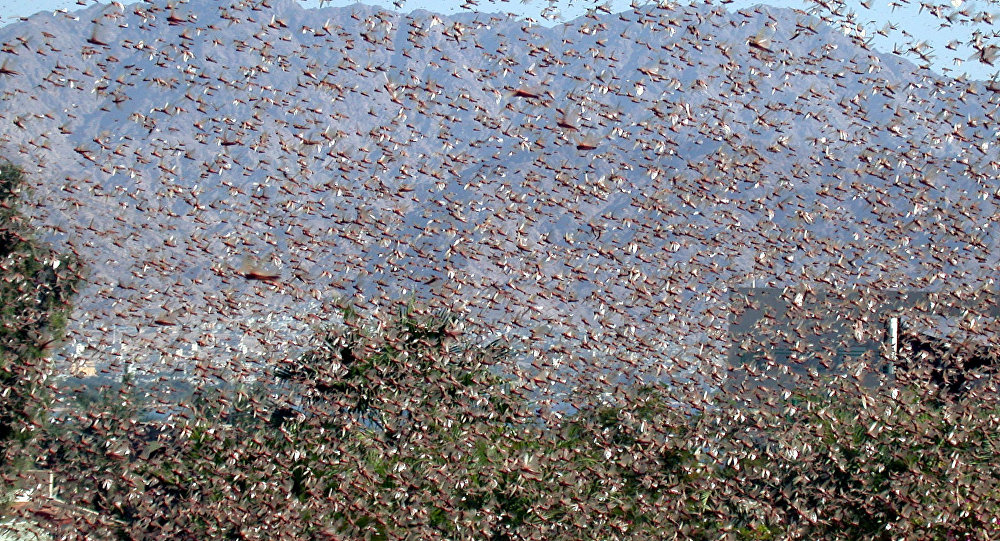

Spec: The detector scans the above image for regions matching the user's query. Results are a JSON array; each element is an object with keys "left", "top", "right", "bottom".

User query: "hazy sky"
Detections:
[{"left": 0, "top": 0, "right": 996, "bottom": 80}]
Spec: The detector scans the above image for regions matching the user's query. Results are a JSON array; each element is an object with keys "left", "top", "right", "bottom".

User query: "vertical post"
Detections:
[{"left": 887, "top": 316, "right": 899, "bottom": 362}]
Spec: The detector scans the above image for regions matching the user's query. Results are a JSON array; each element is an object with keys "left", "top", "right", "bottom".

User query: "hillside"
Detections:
[{"left": 0, "top": 0, "right": 997, "bottom": 387}]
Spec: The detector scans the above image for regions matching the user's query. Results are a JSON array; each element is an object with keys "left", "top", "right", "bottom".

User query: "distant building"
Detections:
[
  {"left": 728, "top": 286, "right": 1000, "bottom": 393},
  {"left": 729, "top": 287, "right": 928, "bottom": 370}
]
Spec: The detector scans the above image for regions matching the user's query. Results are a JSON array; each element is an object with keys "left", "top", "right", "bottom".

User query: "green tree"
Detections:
[
  {"left": 700, "top": 380, "right": 1000, "bottom": 540},
  {"left": 0, "top": 161, "right": 82, "bottom": 473},
  {"left": 273, "top": 304, "right": 524, "bottom": 440},
  {"left": 47, "top": 305, "right": 535, "bottom": 538}
]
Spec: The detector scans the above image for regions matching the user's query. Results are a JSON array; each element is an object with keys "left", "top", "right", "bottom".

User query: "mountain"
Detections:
[{"left": 0, "top": 0, "right": 997, "bottom": 389}]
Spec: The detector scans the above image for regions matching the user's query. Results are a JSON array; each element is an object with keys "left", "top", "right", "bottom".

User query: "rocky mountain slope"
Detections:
[{"left": 0, "top": 0, "right": 997, "bottom": 389}]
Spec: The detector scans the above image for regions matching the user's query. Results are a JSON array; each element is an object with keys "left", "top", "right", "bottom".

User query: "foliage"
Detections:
[
  {"left": 0, "top": 161, "right": 82, "bottom": 474},
  {"left": 39, "top": 307, "right": 1000, "bottom": 540},
  {"left": 703, "top": 380, "right": 1000, "bottom": 539},
  {"left": 273, "top": 304, "right": 525, "bottom": 439}
]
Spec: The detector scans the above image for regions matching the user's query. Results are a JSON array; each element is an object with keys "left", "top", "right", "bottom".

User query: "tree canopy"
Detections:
[{"left": 0, "top": 161, "right": 82, "bottom": 473}]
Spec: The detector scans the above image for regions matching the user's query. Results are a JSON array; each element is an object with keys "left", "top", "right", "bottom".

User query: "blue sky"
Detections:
[{"left": 1, "top": 0, "right": 996, "bottom": 80}]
